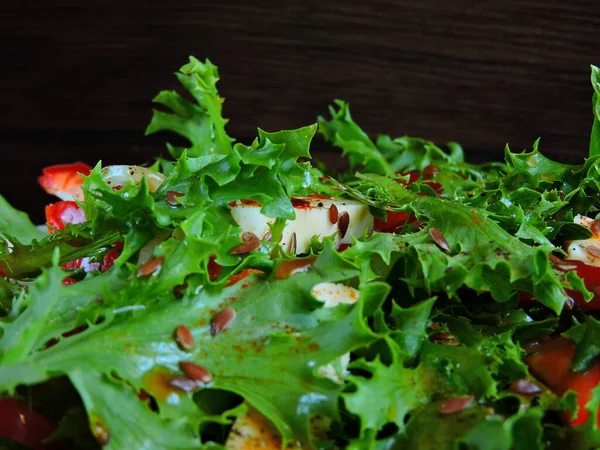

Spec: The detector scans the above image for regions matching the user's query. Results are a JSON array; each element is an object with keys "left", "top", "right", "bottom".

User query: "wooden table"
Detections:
[{"left": 2, "top": 0, "right": 599, "bottom": 222}]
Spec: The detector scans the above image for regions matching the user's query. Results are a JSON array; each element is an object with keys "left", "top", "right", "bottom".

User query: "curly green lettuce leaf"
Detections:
[
  {"left": 318, "top": 100, "right": 390, "bottom": 175},
  {"left": 503, "top": 141, "right": 581, "bottom": 192},
  {"left": 405, "top": 195, "right": 572, "bottom": 313},
  {"left": 343, "top": 319, "right": 545, "bottom": 449},
  {"left": 343, "top": 356, "right": 428, "bottom": 436},
  {"left": 206, "top": 124, "right": 318, "bottom": 219},
  {"left": 348, "top": 174, "right": 574, "bottom": 313},
  {"left": 0, "top": 248, "right": 378, "bottom": 447},
  {"left": 0, "top": 262, "right": 129, "bottom": 365},
  {"left": 318, "top": 100, "right": 465, "bottom": 177},
  {"left": 563, "top": 316, "right": 600, "bottom": 372},
  {"left": 146, "top": 57, "right": 234, "bottom": 159},
  {"left": 0, "top": 195, "right": 46, "bottom": 244},
  {"left": 388, "top": 297, "right": 436, "bottom": 357},
  {"left": 0, "top": 262, "right": 68, "bottom": 363},
  {"left": 386, "top": 402, "right": 544, "bottom": 450},
  {"left": 70, "top": 369, "right": 202, "bottom": 449},
  {"left": 0, "top": 224, "right": 120, "bottom": 279},
  {"left": 318, "top": 101, "right": 500, "bottom": 201},
  {"left": 146, "top": 58, "right": 320, "bottom": 220}
]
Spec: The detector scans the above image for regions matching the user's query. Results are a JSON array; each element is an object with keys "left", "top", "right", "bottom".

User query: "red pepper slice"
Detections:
[
  {"left": 38, "top": 162, "right": 92, "bottom": 201},
  {"left": 0, "top": 397, "right": 57, "bottom": 450},
  {"left": 373, "top": 211, "right": 416, "bottom": 234},
  {"left": 525, "top": 337, "right": 600, "bottom": 427},
  {"left": 376, "top": 167, "right": 443, "bottom": 234},
  {"left": 521, "top": 260, "right": 600, "bottom": 311},
  {"left": 44, "top": 201, "right": 87, "bottom": 271},
  {"left": 45, "top": 201, "right": 85, "bottom": 234},
  {"left": 101, "top": 248, "right": 121, "bottom": 272},
  {"left": 564, "top": 260, "right": 600, "bottom": 310}
]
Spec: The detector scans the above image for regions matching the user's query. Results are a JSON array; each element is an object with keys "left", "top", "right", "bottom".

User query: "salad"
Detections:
[{"left": 1, "top": 57, "right": 600, "bottom": 450}]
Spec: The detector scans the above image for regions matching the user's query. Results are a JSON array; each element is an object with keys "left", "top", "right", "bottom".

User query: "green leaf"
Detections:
[
  {"left": 318, "top": 100, "right": 392, "bottom": 175},
  {"left": 0, "top": 195, "right": 46, "bottom": 244},
  {"left": 257, "top": 124, "right": 317, "bottom": 159},
  {"left": 389, "top": 297, "right": 436, "bottom": 357},
  {"left": 70, "top": 369, "right": 201, "bottom": 449},
  {"left": 0, "top": 256, "right": 376, "bottom": 447},
  {"left": 563, "top": 316, "right": 600, "bottom": 372},
  {"left": 0, "top": 264, "right": 66, "bottom": 363},
  {"left": 343, "top": 356, "right": 428, "bottom": 436},
  {"left": 0, "top": 225, "right": 120, "bottom": 279},
  {"left": 145, "top": 57, "right": 234, "bottom": 158},
  {"left": 403, "top": 195, "right": 571, "bottom": 313},
  {"left": 339, "top": 232, "right": 406, "bottom": 282},
  {"left": 504, "top": 142, "right": 579, "bottom": 192}
]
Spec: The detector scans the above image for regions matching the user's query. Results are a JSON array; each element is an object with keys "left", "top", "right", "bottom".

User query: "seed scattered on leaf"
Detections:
[
  {"left": 438, "top": 395, "right": 474, "bottom": 415},
  {"left": 179, "top": 362, "right": 213, "bottom": 384},
  {"left": 211, "top": 308, "right": 237, "bottom": 336}
]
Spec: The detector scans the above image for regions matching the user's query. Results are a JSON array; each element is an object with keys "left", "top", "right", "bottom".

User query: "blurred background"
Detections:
[{"left": 2, "top": 0, "right": 600, "bottom": 222}]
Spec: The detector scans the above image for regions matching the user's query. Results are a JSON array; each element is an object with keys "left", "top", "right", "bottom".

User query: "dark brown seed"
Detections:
[
  {"left": 166, "top": 191, "right": 183, "bottom": 206},
  {"left": 588, "top": 246, "right": 600, "bottom": 258},
  {"left": 210, "top": 307, "right": 237, "bottom": 336},
  {"left": 174, "top": 325, "right": 194, "bottom": 351},
  {"left": 179, "top": 361, "right": 213, "bottom": 384},
  {"left": 230, "top": 232, "right": 261, "bottom": 254},
  {"left": 428, "top": 321, "right": 441, "bottom": 330},
  {"left": 412, "top": 219, "right": 426, "bottom": 231},
  {"left": 289, "top": 232, "right": 297, "bottom": 254},
  {"left": 510, "top": 379, "right": 542, "bottom": 395},
  {"left": 137, "top": 256, "right": 165, "bottom": 277},
  {"left": 338, "top": 211, "right": 350, "bottom": 238},
  {"left": 241, "top": 231, "right": 257, "bottom": 242},
  {"left": 329, "top": 204, "right": 339, "bottom": 224},
  {"left": 92, "top": 421, "right": 110, "bottom": 445},
  {"left": 429, "top": 228, "right": 451, "bottom": 252},
  {"left": 430, "top": 331, "right": 460, "bottom": 346},
  {"left": 548, "top": 254, "right": 565, "bottom": 266},
  {"left": 592, "top": 219, "right": 600, "bottom": 235},
  {"left": 432, "top": 330, "right": 453, "bottom": 339},
  {"left": 169, "top": 376, "right": 199, "bottom": 393},
  {"left": 438, "top": 395, "right": 474, "bottom": 415},
  {"left": 173, "top": 284, "right": 187, "bottom": 299}
]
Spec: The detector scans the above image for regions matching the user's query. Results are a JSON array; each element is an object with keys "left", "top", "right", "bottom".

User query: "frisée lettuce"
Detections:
[{"left": 0, "top": 58, "right": 600, "bottom": 449}]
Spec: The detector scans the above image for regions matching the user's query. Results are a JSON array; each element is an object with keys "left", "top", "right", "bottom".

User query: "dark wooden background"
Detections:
[{"left": 2, "top": 0, "right": 600, "bottom": 222}]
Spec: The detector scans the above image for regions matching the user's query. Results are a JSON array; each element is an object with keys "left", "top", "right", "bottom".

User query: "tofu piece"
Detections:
[
  {"left": 225, "top": 406, "right": 301, "bottom": 450},
  {"left": 311, "top": 282, "right": 360, "bottom": 309},
  {"left": 230, "top": 196, "right": 373, "bottom": 254},
  {"left": 564, "top": 215, "right": 600, "bottom": 267},
  {"left": 225, "top": 407, "right": 331, "bottom": 450}
]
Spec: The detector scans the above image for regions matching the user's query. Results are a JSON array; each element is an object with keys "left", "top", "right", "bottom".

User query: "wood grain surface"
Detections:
[{"left": 2, "top": 0, "right": 600, "bottom": 216}]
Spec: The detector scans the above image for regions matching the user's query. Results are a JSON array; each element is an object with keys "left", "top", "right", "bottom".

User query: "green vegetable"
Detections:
[
  {"left": 0, "top": 194, "right": 46, "bottom": 244},
  {"left": 1, "top": 58, "right": 600, "bottom": 449},
  {"left": 563, "top": 316, "right": 600, "bottom": 372}
]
